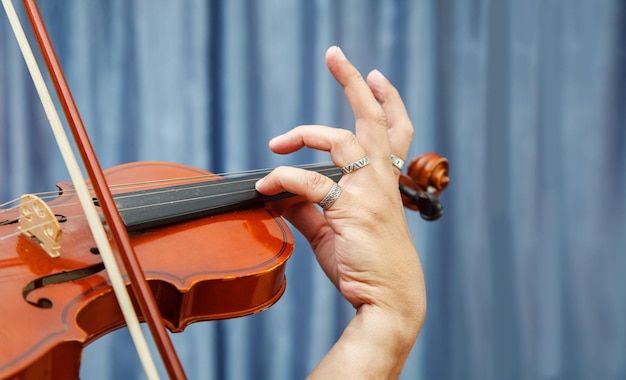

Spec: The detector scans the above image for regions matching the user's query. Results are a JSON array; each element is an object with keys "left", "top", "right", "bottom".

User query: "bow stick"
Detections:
[{"left": 2, "top": 0, "right": 186, "bottom": 378}]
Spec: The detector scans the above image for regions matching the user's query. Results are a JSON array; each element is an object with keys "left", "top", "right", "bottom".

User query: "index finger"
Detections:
[{"left": 325, "top": 46, "right": 390, "bottom": 163}]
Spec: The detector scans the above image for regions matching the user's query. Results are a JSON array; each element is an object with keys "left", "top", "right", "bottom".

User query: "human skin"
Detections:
[{"left": 255, "top": 46, "right": 426, "bottom": 379}]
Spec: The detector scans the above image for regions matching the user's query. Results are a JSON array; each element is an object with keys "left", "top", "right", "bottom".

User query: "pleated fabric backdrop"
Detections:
[{"left": 1, "top": 1, "right": 625, "bottom": 379}]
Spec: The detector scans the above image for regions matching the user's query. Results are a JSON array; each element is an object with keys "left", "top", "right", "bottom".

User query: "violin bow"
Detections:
[{"left": 2, "top": 0, "right": 186, "bottom": 378}]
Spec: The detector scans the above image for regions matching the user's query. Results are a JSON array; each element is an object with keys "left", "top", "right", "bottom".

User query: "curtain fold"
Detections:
[{"left": 1, "top": 1, "right": 625, "bottom": 379}]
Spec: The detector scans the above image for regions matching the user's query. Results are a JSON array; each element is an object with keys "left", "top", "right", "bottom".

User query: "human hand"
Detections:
[{"left": 255, "top": 46, "right": 426, "bottom": 378}]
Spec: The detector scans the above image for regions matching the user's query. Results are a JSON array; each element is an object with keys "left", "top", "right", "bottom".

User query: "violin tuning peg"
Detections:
[
  {"left": 398, "top": 184, "right": 443, "bottom": 221},
  {"left": 398, "top": 152, "right": 449, "bottom": 221},
  {"left": 416, "top": 191, "right": 443, "bottom": 221}
]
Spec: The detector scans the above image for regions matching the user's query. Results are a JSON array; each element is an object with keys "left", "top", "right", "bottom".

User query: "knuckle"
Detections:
[
  {"left": 389, "top": 85, "right": 402, "bottom": 102},
  {"left": 304, "top": 171, "right": 327, "bottom": 192},
  {"left": 271, "top": 165, "right": 290, "bottom": 177},
  {"left": 372, "top": 111, "right": 389, "bottom": 128},
  {"left": 349, "top": 70, "right": 366, "bottom": 85},
  {"left": 405, "top": 124, "right": 415, "bottom": 138},
  {"left": 335, "top": 129, "right": 358, "bottom": 146},
  {"left": 357, "top": 109, "right": 388, "bottom": 129}
]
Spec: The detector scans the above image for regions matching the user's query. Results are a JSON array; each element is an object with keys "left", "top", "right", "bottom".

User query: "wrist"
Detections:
[
  {"left": 355, "top": 302, "right": 424, "bottom": 356},
  {"left": 308, "top": 303, "right": 424, "bottom": 379}
]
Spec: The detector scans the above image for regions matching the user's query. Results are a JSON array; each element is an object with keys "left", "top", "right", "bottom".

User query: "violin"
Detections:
[
  {"left": 0, "top": 155, "right": 447, "bottom": 380},
  {"left": 1, "top": 0, "right": 449, "bottom": 378}
]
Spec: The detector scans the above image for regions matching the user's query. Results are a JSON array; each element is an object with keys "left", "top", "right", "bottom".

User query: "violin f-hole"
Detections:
[
  {"left": 22, "top": 262, "right": 105, "bottom": 308},
  {"left": 0, "top": 217, "right": 20, "bottom": 226}
]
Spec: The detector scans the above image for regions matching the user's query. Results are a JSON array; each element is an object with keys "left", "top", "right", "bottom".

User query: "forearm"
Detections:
[{"left": 308, "top": 303, "right": 424, "bottom": 379}]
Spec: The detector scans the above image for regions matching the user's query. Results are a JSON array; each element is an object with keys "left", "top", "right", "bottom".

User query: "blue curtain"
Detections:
[{"left": 1, "top": 1, "right": 625, "bottom": 379}]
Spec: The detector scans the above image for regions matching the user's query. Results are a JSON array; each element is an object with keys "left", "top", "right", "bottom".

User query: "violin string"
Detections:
[
  {"left": 98, "top": 162, "right": 337, "bottom": 193},
  {"left": 0, "top": 190, "right": 61, "bottom": 210},
  {"left": 0, "top": 168, "right": 257, "bottom": 210},
  {"left": 0, "top": 219, "right": 59, "bottom": 241},
  {"left": 1, "top": 162, "right": 333, "bottom": 200},
  {"left": 105, "top": 164, "right": 339, "bottom": 213},
  {"left": 0, "top": 173, "right": 223, "bottom": 212},
  {"left": 0, "top": 165, "right": 341, "bottom": 243},
  {"left": 109, "top": 165, "right": 341, "bottom": 210},
  {"left": 111, "top": 163, "right": 336, "bottom": 192},
  {"left": 1, "top": 169, "right": 339, "bottom": 239},
  {"left": 0, "top": 163, "right": 340, "bottom": 216}
]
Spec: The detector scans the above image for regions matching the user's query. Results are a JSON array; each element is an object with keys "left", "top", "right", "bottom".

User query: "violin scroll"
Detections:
[{"left": 399, "top": 153, "right": 449, "bottom": 221}]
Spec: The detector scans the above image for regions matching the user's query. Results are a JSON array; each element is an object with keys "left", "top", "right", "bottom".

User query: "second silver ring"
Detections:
[{"left": 340, "top": 156, "right": 370, "bottom": 175}]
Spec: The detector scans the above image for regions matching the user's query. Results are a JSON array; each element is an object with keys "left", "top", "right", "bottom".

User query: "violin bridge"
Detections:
[{"left": 19, "top": 194, "right": 62, "bottom": 258}]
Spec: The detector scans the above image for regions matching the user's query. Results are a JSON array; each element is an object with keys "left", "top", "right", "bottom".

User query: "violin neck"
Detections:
[{"left": 114, "top": 163, "right": 342, "bottom": 232}]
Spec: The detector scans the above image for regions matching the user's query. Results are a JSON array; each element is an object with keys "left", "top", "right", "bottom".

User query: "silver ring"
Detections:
[
  {"left": 391, "top": 155, "right": 405, "bottom": 171},
  {"left": 318, "top": 182, "right": 342, "bottom": 210},
  {"left": 340, "top": 156, "right": 370, "bottom": 175}
]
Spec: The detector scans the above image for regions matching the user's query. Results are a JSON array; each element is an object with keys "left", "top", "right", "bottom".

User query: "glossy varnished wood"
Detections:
[{"left": 0, "top": 162, "right": 293, "bottom": 379}]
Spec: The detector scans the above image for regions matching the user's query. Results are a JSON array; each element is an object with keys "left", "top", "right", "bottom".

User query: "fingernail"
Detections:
[
  {"left": 255, "top": 178, "right": 265, "bottom": 190},
  {"left": 335, "top": 46, "right": 346, "bottom": 59},
  {"left": 371, "top": 69, "right": 385, "bottom": 79},
  {"left": 269, "top": 134, "right": 283, "bottom": 144}
]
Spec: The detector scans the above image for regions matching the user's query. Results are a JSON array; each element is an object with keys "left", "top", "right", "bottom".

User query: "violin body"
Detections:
[{"left": 0, "top": 162, "right": 293, "bottom": 379}]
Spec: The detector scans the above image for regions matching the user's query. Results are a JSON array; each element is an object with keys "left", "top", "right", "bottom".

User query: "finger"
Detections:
[
  {"left": 268, "top": 125, "right": 368, "bottom": 172},
  {"left": 255, "top": 165, "right": 347, "bottom": 210},
  {"left": 367, "top": 69, "right": 414, "bottom": 172},
  {"left": 325, "top": 46, "right": 390, "bottom": 162}
]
